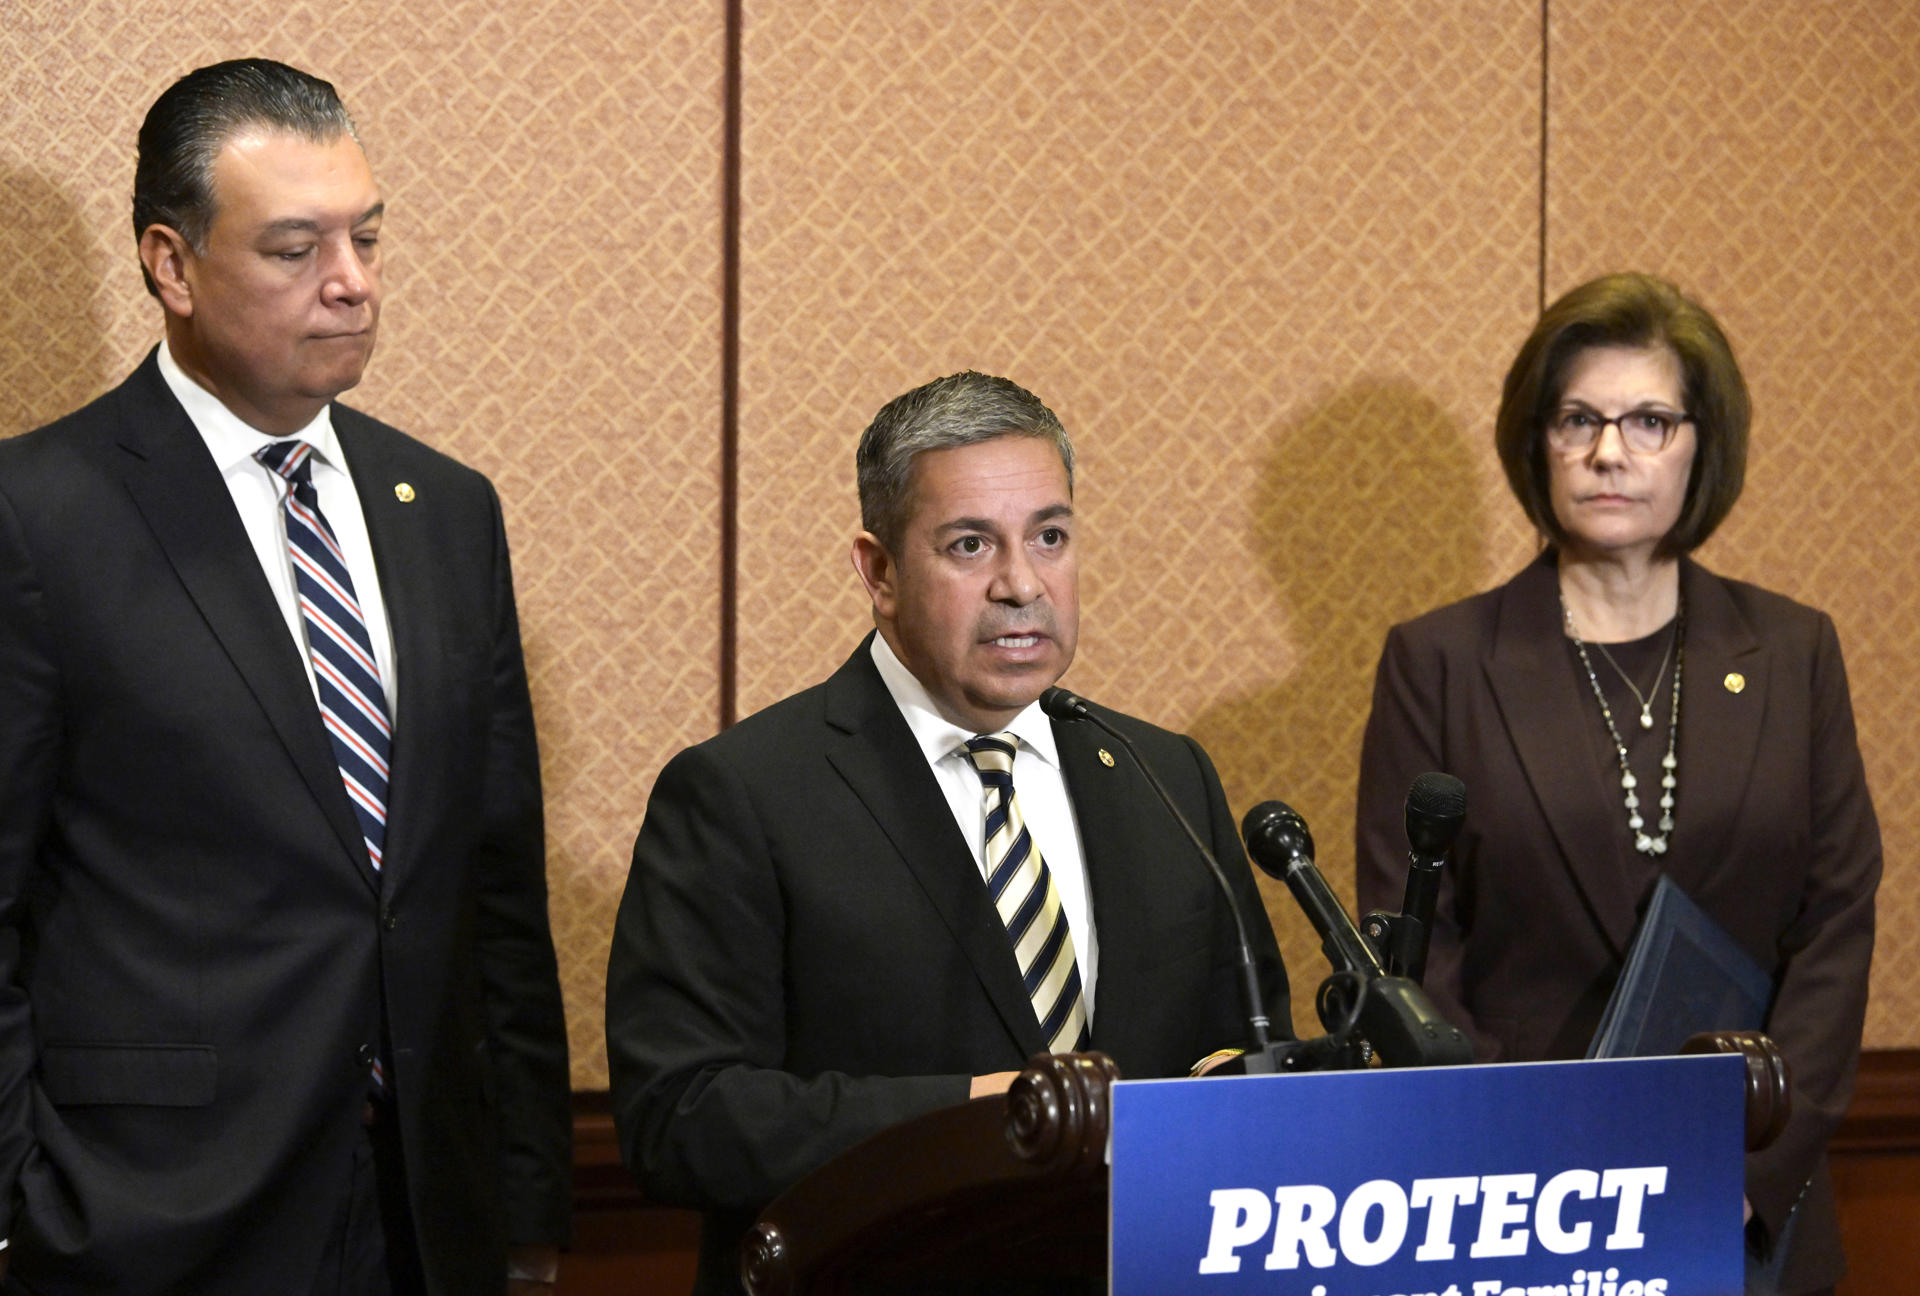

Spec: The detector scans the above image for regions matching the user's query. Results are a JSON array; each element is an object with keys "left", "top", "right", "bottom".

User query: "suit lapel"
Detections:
[
  {"left": 1051, "top": 714, "right": 1160, "bottom": 1054},
  {"left": 1484, "top": 557, "right": 1642, "bottom": 954},
  {"left": 1667, "top": 561, "right": 1766, "bottom": 890},
  {"left": 820, "top": 644, "right": 1046, "bottom": 1058},
  {"left": 336, "top": 413, "right": 438, "bottom": 894},
  {"left": 110, "top": 354, "right": 372, "bottom": 884}
]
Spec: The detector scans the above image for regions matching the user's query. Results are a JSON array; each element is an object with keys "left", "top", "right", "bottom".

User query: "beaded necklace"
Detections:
[{"left": 1561, "top": 593, "right": 1684, "bottom": 855}]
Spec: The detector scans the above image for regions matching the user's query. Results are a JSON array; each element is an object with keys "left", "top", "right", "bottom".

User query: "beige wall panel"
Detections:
[
  {"left": 0, "top": 1, "right": 728, "bottom": 1087},
  {"left": 1547, "top": 2, "right": 1920, "bottom": 1048},
  {"left": 735, "top": 1, "right": 1543, "bottom": 1039}
]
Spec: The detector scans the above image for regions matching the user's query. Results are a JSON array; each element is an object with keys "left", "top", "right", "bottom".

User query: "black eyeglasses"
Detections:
[{"left": 1546, "top": 404, "right": 1693, "bottom": 455}]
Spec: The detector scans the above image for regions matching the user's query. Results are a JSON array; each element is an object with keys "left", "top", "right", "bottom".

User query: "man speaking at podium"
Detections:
[{"left": 607, "top": 370, "right": 1290, "bottom": 1293}]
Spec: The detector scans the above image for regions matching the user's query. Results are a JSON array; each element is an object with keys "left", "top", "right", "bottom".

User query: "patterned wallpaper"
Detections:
[{"left": 2, "top": 0, "right": 1914, "bottom": 1089}]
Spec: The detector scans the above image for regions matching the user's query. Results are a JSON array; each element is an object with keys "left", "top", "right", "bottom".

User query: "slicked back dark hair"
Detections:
[
  {"left": 1495, "top": 272, "right": 1749, "bottom": 558},
  {"left": 133, "top": 59, "right": 357, "bottom": 297},
  {"left": 856, "top": 371, "right": 1074, "bottom": 551}
]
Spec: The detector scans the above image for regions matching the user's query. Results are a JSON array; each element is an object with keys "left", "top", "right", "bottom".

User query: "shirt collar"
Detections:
[
  {"left": 158, "top": 338, "right": 341, "bottom": 475},
  {"left": 868, "top": 632, "right": 1061, "bottom": 769}
]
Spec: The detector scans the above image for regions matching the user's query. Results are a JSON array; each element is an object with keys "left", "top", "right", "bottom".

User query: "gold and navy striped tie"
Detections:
[{"left": 963, "top": 734, "right": 1090, "bottom": 1055}]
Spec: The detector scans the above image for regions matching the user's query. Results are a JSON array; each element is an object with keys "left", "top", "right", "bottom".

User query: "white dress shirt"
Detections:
[
  {"left": 868, "top": 633, "right": 1098, "bottom": 1016},
  {"left": 157, "top": 340, "right": 397, "bottom": 713}
]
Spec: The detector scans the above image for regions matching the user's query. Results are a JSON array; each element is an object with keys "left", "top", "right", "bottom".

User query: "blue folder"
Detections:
[{"left": 1587, "top": 872, "right": 1776, "bottom": 1058}]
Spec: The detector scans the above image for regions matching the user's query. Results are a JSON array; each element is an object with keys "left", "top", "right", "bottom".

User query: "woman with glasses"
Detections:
[{"left": 1355, "top": 272, "right": 1879, "bottom": 1295}]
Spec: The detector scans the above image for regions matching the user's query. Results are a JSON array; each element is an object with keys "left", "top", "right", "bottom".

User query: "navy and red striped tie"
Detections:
[{"left": 255, "top": 440, "right": 392, "bottom": 872}]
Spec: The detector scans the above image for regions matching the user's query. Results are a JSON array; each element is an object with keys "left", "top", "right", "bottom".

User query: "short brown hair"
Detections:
[{"left": 1495, "top": 272, "right": 1748, "bottom": 558}]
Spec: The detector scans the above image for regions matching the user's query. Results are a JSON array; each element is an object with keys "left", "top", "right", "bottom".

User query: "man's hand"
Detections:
[
  {"left": 507, "top": 1244, "right": 559, "bottom": 1293},
  {"left": 969, "top": 1071, "right": 1020, "bottom": 1099},
  {"left": 1190, "top": 1048, "right": 1245, "bottom": 1076}
]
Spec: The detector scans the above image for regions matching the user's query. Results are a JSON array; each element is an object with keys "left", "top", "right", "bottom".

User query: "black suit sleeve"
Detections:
[
  {"left": 606, "top": 742, "right": 967, "bottom": 1216},
  {"left": 0, "top": 485, "right": 57, "bottom": 1236},
  {"left": 470, "top": 487, "right": 573, "bottom": 1245},
  {"left": 1746, "top": 612, "right": 1880, "bottom": 1242}
]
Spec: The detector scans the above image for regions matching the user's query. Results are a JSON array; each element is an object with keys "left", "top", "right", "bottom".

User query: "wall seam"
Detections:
[
  {"left": 1538, "top": 0, "right": 1550, "bottom": 313},
  {"left": 720, "top": 0, "right": 743, "bottom": 730}
]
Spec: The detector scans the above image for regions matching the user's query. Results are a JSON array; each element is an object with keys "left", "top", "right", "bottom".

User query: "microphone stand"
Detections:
[
  {"left": 1038, "top": 688, "right": 1303, "bottom": 1072},
  {"left": 1361, "top": 772, "right": 1467, "bottom": 986},
  {"left": 1243, "top": 800, "right": 1473, "bottom": 1069}
]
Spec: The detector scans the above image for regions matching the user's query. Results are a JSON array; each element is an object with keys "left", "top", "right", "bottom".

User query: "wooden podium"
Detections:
[
  {"left": 740, "top": 1033, "right": 1787, "bottom": 1296},
  {"left": 741, "top": 1053, "right": 1116, "bottom": 1295}
]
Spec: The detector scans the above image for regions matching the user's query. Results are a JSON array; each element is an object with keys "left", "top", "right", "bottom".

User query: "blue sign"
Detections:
[{"left": 1109, "top": 1055, "right": 1745, "bottom": 1296}]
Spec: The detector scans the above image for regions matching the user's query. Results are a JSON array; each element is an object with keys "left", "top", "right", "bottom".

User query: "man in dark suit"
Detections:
[
  {"left": 0, "top": 61, "right": 570, "bottom": 1293},
  {"left": 606, "top": 371, "right": 1290, "bottom": 1294}
]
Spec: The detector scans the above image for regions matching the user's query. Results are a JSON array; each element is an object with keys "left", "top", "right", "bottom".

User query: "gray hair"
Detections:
[
  {"left": 856, "top": 371, "right": 1075, "bottom": 549},
  {"left": 133, "top": 59, "right": 358, "bottom": 296}
]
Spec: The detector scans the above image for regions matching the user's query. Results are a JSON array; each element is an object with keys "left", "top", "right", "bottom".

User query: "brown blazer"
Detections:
[{"left": 1356, "top": 553, "right": 1880, "bottom": 1294}]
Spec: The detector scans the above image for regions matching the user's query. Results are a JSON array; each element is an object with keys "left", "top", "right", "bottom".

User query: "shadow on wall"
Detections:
[
  {"left": 1187, "top": 379, "right": 1486, "bottom": 1030},
  {"left": 0, "top": 166, "right": 117, "bottom": 437}
]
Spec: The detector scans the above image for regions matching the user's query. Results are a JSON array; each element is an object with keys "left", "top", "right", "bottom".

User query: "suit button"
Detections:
[
  {"left": 381, "top": 909, "right": 398, "bottom": 932},
  {"left": 357, "top": 1043, "right": 376, "bottom": 1067}
]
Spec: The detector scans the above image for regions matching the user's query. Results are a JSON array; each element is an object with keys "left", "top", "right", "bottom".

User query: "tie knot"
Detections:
[
  {"left": 255, "top": 439, "right": 316, "bottom": 485},
  {"left": 963, "top": 733, "right": 1018, "bottom": 778}
]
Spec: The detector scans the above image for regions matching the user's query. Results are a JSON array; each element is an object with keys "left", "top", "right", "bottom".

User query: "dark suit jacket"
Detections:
[
  {"left": 1355, "top": 553, "right": 1880, "bottom": 1294},
  {"left": 0, "top": 352, "right": 571, "bottom": 1293},
  {"left": 606, "top": 639, "right": 1290, "bottom": 1294}
]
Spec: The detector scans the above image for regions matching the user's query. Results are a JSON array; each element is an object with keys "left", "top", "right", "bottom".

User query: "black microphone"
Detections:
[
  {"left": 1242, "top": 800, "right": 1473, "bottom": 1068},
  {"left": 1038, "top": 687, "right": 1278, "bottom": 1066},
  {"left": 1392, "top": 772, "right": 1466, "bottom": 984},
  {"left": 1240, "top": 802, "right": 1384, "bottom": 980}
]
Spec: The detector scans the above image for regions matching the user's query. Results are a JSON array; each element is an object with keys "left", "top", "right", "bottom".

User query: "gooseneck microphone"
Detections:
[
  {"left": 1038, "top": 687, "right": 1279, "bottom": 1067},
  {"left": 1242, "top": 800, "right": 1474, "bottom": 1068}
]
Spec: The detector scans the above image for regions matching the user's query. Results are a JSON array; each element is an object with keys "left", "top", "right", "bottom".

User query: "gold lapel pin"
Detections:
[
  {"left": 394, "top": 482, "right": 416, "bottom": 502},
  {"left": 1724, "top": 672, "right": 1745, "bottom": 694},
  {"left": 1097, "top": 749, "right": 1115, "bottom": 767}
]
